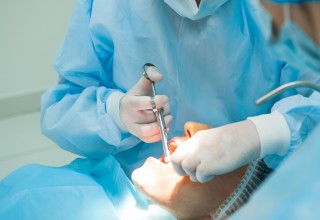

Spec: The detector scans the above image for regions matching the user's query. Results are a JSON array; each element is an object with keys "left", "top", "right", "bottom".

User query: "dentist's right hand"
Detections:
[{"left": 119, "top": 66, "right": 173, "bottom": 143}]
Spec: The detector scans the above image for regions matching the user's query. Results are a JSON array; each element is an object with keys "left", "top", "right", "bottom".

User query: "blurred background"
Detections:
[{"left": 0, "top": 0, "right": 78, "bottom": 178}]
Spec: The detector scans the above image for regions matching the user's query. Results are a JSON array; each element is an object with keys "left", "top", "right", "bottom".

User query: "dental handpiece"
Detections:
[{"left": 142, "top": 63, "right": 171, "bottom": 163}]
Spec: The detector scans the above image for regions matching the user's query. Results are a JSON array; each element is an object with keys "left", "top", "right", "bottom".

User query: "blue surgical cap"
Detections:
[{"left": 269, "top": 0, "right": 320, "bottom": 3}]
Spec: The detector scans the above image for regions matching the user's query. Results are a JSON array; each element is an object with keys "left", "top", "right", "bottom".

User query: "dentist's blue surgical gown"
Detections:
[
  {"left": 229, "top": 123, "right": 320, "bottom": 219},
  {"left": 1, "top": 0, "right": 320, "bottom": 219}
]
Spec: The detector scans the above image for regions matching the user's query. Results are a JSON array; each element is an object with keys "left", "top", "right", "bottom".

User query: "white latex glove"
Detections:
[
  {"left": 170, "top": 120, "right": 261, "bottom": 183},
  {"left": 119, "top": 66, "right": 173, "bottom": 143}
]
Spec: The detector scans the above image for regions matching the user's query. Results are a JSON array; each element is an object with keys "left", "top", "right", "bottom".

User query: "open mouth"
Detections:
[{"left": 160, "top": 137, "right": 187, "bottom": 163}]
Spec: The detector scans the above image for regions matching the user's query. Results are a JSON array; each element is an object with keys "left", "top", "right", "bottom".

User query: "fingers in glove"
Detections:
[
  {"left": 170, "top": 141, "right": 197, "bottom": 176},
  {"left": 162, "top": 103, "right": 171, "bottom": 116},
  {"left": 138, "top": 105, "right": 171, "bottom": 124},
  {"left": 180, "top": 158, "right": 199, "bottom": 178},
  {"left": 195, "top": 163, "right": 215, "bottom": 183},
  {"left": 189, "top": 176, "right": 199, "bottom": 182},
  {"left": 142, "top": 133, "right": 162, "bottom": 143},
  {"left": 140, "top": 124, "right": 172, "bottom": 143},
  {"left": 170, "top": 151, "right": 185, "bottom": 176},
  {"left": 171, "top": 162, "right": 189, "bottom": 177},
  {"left": 197, "top": 174, "right": 214, "bottom": 183},
  {"left": 137, "top": 110, "right": 157, "bottom": 124},
  {"left": 163, "top": 114, "right": 173, "bottom": 130},
  {"left": 144, "top": 66, "right": 163, "bottom": 82},
  {"left": 127, "top": 95, "right": 168, "bottom": 111},
  {"left": 136, "top": 115, "right": 173, "bottom": 141},
  {"left": 131, "top": 67, "right": 163, "bottom": 96}
]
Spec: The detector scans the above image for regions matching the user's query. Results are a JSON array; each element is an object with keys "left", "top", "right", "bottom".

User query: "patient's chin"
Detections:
[
  {"left": 163, "top": 166, "right": 248, "bottom": 220},
  {"left": 132, "top": 157, "right": 185, "bottom": 202},
  {"left": 132, "top": 157, "right": 247, "bottom": 220}
]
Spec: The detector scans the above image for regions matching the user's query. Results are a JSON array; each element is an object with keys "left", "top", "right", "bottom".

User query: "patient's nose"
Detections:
[{"left": 184, "top": 122, "right": 212, "bottom": 138}]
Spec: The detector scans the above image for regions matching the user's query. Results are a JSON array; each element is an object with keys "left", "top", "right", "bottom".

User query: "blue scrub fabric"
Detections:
[
  {"left": 1, "top": 0, "right": 320, "bottom": 219},
  {"left": 41, "top": 0, "right": 320, "bottom": 172},
  {"left": 229, "top": 124, "right": 320, "bottom": 219},
  {"left": 269, "top": 0, "right": 320, "bottom": 3},
  {"left": 0, "top": 156, "right": 174, "bottom": 220}
]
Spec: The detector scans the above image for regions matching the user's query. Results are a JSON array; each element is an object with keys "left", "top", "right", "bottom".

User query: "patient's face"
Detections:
[{"left": 132, "top": 122, "right": 247, "bottom": 220}]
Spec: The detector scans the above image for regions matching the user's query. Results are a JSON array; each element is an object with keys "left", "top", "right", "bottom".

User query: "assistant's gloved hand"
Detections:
[
  {"left": 119, "top": 66, "right": 173, "bottom": 143},
  {"left": 170, "top": 120, "right": 261, "bottom": 183}
]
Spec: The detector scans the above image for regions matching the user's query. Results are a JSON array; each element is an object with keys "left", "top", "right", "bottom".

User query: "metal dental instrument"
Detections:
[
  {"left": 142, "top": 63, "right": 171, "bottom": 163},
  {"left": 256, "top": 80, "right": 320, "bottom": 106}
]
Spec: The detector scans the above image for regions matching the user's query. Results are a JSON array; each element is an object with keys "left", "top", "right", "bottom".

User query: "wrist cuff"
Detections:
[
  {"left": 248, "top": 111, "right": 290, "bottom": 158},
  {"left": 107, "top": 91, "right": 128, "bottom": 133}
]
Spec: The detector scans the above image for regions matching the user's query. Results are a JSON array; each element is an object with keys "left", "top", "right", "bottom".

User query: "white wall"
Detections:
[
  {"left": 0, "top": 1, "right": 78, "bottom": 178},
  {"left": 0, "top": 0, "right": 76, "bottom": 117}
]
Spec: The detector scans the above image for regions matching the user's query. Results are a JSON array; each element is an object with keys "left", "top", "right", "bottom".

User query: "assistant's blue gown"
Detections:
[{"left": 229, "top": 124, "right": 320, "bottom": 219}]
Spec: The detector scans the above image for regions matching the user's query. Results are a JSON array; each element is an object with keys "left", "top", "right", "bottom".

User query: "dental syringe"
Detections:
[{"left": 142, "top": 63, "right": 171, "bottom": 163}]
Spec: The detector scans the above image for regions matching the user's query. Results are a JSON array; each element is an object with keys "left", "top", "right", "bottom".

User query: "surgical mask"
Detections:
[
  {"left": 257, "top": 3, "right": 320, "bottom": 73},
  {"left": 164, "top": 0, "right": 229, "bottom": 20}
]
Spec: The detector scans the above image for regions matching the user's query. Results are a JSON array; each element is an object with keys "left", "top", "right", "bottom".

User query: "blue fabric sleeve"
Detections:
[
  {"left": 265, "top": 64, "right": 320, "bottom": 168},
  {"left": 40, "top": 0, "right": 140, "bottom": 160}
]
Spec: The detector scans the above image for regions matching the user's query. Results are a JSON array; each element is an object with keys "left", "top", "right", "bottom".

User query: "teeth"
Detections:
[{"left": 169, "top": 141, "right": 177, "bottom": 148}]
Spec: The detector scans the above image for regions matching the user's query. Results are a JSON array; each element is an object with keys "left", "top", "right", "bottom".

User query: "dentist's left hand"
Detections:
[{"left": 170, "top": 120, "right": 261, "bottom": 183}]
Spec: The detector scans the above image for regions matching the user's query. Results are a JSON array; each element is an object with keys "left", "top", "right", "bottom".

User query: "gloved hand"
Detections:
[
  {"left": 170, "top": 120, "right": 261, "bottom": 183},
  {"left": 119, "top": 66, "right": 173, "bottom": 143}
]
